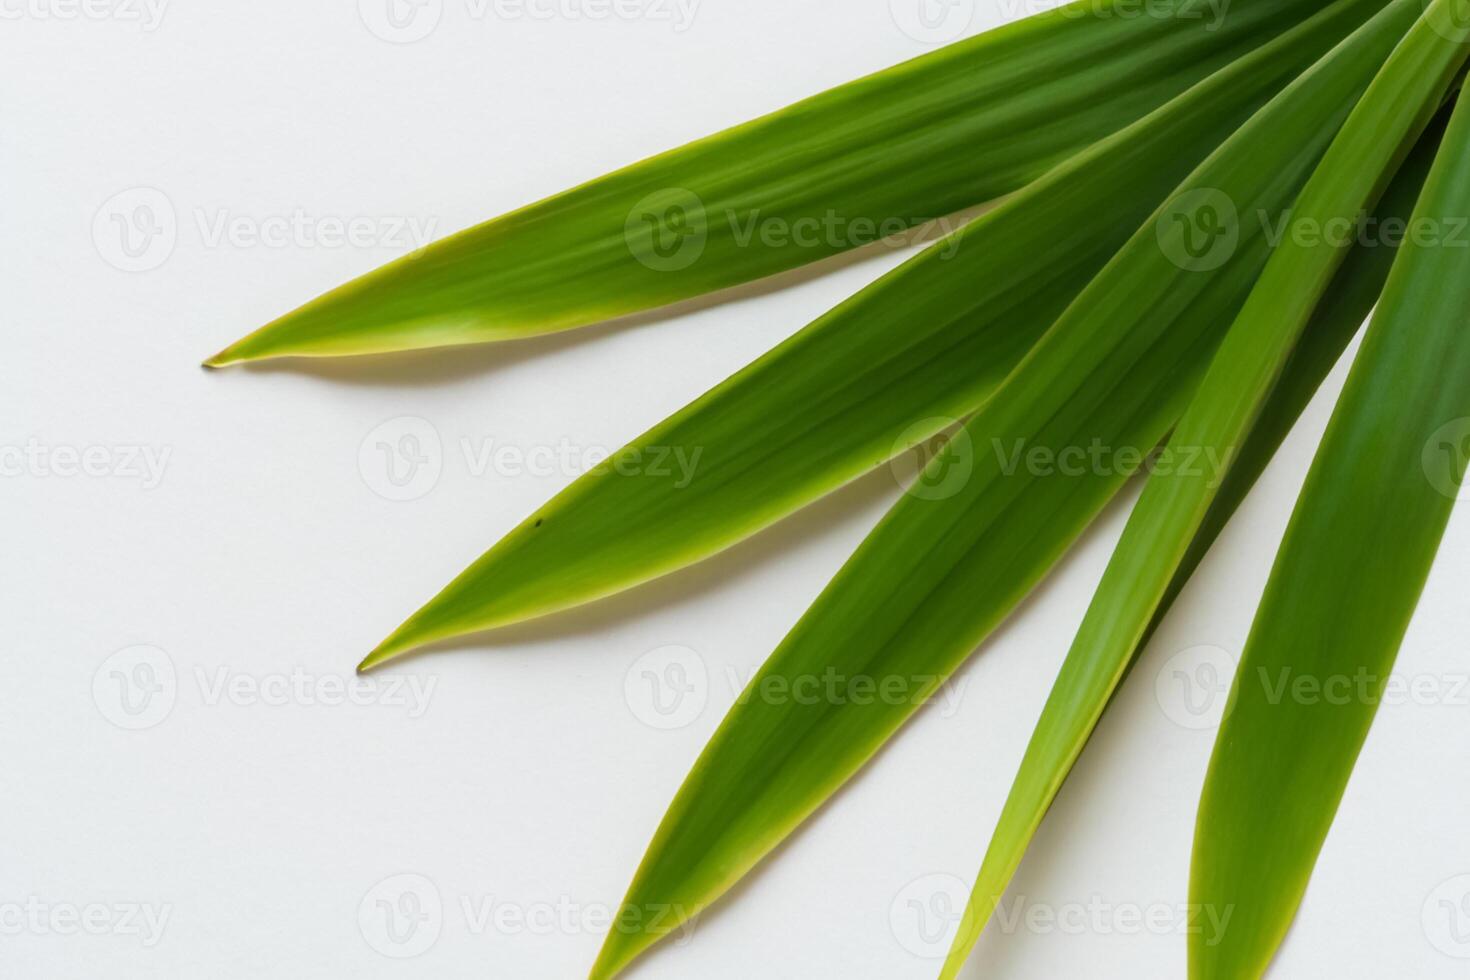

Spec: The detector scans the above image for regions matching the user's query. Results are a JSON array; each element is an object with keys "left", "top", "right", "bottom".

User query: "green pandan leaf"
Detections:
[
  {"left": 582, "top": 2, "right": 1413, "bottom": 975},
  {"left": 943, "top": 3, "right": 1462, "bottom": 958},
  {"left": 1193, "top": 31, "right": 1470, "bottom": 980},
  {"left": 205, "top": 0, "right": 1328, "bottom": 365},
  {"left": 359, "top": 0, "right": 1384, "bottom": 671}
]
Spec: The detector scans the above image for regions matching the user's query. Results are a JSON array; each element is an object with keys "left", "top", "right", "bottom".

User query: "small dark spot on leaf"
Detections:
[{"left": 535, "top": 519, "right": 544, "bottom": 528}]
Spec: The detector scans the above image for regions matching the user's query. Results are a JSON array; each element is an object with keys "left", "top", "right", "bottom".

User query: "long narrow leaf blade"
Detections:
[
  {"left": 941, "top": 97, "right": 1451, "bottom": 980},
  {"left": 1192, "top": 63, "right": 1470, "bottom": 980},
  {"left": 205, "top": 0, "right": 1328, "bottom": 365},
  {"left": 1152, "top": 99, "right": 1453, "bottom": 626},
  {"left": 585, "top": 4, "right": 1408, "bottom": 975},
  {"left": 359, "top": 1, "right": 1384, "bottom": 670}
]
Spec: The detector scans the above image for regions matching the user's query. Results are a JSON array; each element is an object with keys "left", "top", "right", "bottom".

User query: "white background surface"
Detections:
[{"left": 4, "top": 2, "right": 1470, "bottom": 977}]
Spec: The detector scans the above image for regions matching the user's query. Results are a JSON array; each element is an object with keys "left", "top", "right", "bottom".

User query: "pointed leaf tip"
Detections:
[
  {"left": 357, "top": 617, "right": 437, "bottom": 672},
  {"left": 357, "top": 637, "right": 412, "bottom": 674},
  {"left": 201, "top": 345, "right": 241, "bottom": 369}
]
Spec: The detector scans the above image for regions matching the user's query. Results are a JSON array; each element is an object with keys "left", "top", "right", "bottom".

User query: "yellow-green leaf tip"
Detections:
[
  {"left": 357, "top": 625, "right": 428, "bottom": 674},
  {"left": 201, "top": 335, "right": 257, "bottom": 368}
]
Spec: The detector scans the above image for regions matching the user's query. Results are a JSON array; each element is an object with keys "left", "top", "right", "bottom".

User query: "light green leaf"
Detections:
[
  {"left": 582, "top": 2, "right": 1413, "bottom": 975},
  {"left": 205, "top": 0, "right": 1327, "bottom": 365},
  {"left": 940, "top": 97, "right": 1453, "bottom": 980},
  {"left": 359, "top": 0, "right": 1384, "bottom": 671},
  {"left": 1192, "top": 55, "right": 1470, "bottom": 980}
]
